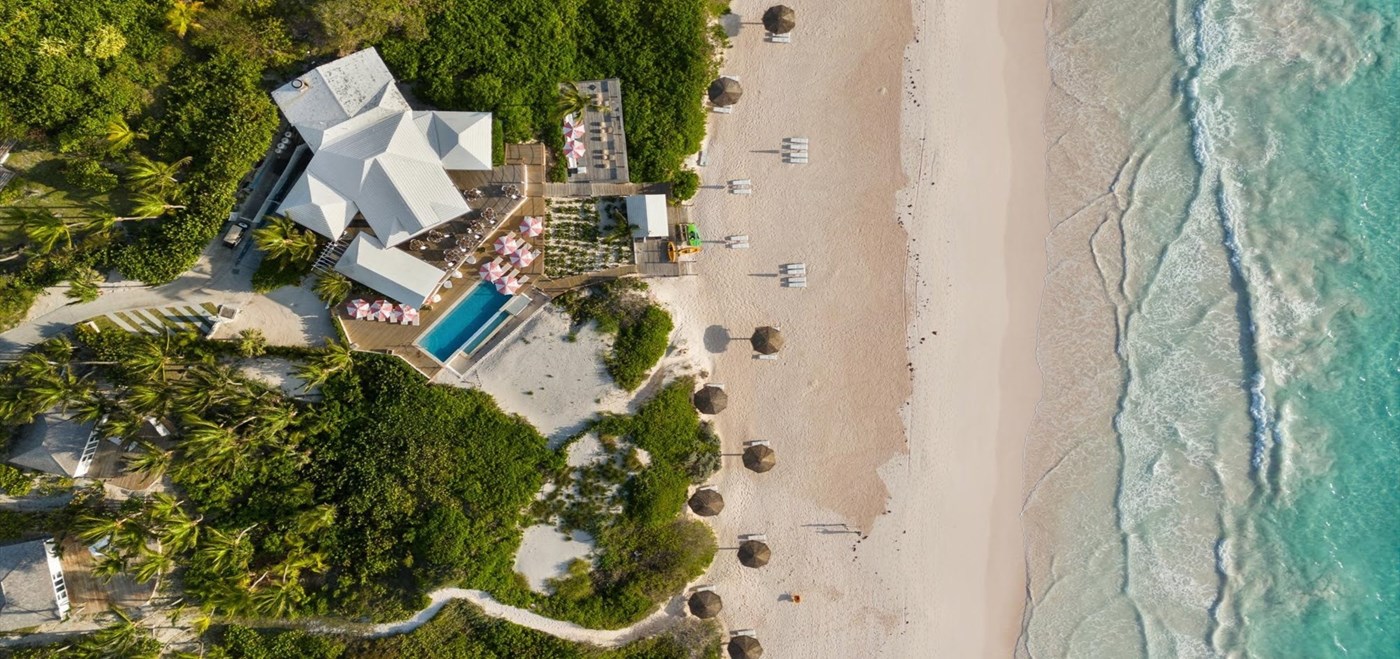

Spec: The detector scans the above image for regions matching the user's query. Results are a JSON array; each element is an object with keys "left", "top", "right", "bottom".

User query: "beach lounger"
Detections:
[
  {"left": 757, "top": 354, "right": 779, "bottom": 361},
  {"left": 785, "top": 137, "right": 809, "bottom": 144},
  {"left": 782, "top": 277, "right": 807, "bottom": 286},
  {"left": 782, "top": 268, "right": 807, "bottom": 276},
  {"left": 729, "top": 179, "right": 752, "bottom": 186},
  {"left": 784, "top": 158, "right": 808, "bottom": 165},
  {"left": 727, "top": 235, "right": 749, "bottom": 242},
  {"left": 730, "top": 188, "right": 752, "bottom": 195},
  {"left": 712, "top": 106, "right": 733, "bottom": 114},
  {"left": 728, "top": 242, "right": 750, "bottom": 249}
]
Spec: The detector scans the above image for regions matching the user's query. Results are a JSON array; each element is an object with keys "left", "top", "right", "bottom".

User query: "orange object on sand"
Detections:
[{"left": 792, "top": 594, "right": 802, "bottom": 603}]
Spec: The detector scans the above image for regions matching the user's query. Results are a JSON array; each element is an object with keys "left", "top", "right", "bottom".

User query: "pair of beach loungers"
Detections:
[
  {"left": 783, "top": 137, "right": 809, "bottom": 165},
  {"left": 726, "top": 235, "right": 750, "bottom": 249},
  {"left": 729, "top": 178, "right": 753, "bottom": 194},
  {"left": 781, "top": 262, "right": 807, "bottom": 288}
]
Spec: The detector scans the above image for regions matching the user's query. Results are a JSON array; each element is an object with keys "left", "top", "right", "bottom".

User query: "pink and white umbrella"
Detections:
[
  {"left": 480, "top": 260, "right": 507, "bottom": 281},
  {"left": 345, "top": 299, "right": 370, "bottom": 319},
  {"left": 519, "top": 216, "right": 544, "bottom": 237},
  {"left": 399, "top": 306, "right": 420, "bottom": 325},
  {"left": 510, "top": 247, "right": 537, "bottom": 268},
  {"left": 563, "top": 118, "right": 585, "bottom": 141},
  {"left": 386, "top": 305, "right": 404, "bottom": 323},
  {"left": 493, "top": 235, "right": 519, "bottom": 255},
  {"left": 370, "top": 300, "right": 393, "bottom": 321},
  {"left": 565, "top": 139, "right": 586, "bottom": 159},
  {"left": 495, "top": 275, "right": 522, "bottom": 295}
]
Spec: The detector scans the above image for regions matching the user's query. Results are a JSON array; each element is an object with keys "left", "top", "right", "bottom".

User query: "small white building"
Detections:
[
  {"left": 0, "top": 538, "right": 69, "bottom": 631},
  {"left": 625, "top": 194, "right": 669, "bottom": 239}
]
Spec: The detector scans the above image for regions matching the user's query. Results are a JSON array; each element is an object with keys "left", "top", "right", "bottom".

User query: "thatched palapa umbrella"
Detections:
[
  {"left": 737, "top": 540, "right": 771, "bottom": 568},
  {"left": 708, "top": 77, "right": 744, "bottom": 107},
  {"left": 743, "top": 444, "right": 776, "bottom": 473},
  {"left": 750, "top": 326, "right": 784, "bottom": 355},
  {"left": 688, "top": 489, "right": 725, "bottom": 516},
  {"left": 728, "top": 635, "right": 764, "bottom": 659},
  {"left": 688, "top": 590, "right": 723, "bottom": 618},
  {"left": 762, "top": 5, "right": 796, "bottom": 34},
  {"left": 694, "top": 385, "right": 729, "bottom": 415}
]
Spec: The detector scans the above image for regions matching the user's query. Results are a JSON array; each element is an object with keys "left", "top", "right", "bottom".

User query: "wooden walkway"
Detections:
[{"left": 59, "top": 538, "right": 157, "bottom": 615}]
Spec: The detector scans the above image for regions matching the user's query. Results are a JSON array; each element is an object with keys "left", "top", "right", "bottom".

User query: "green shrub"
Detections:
[
  {"left": 606, "top": 304, "right": 673, "bottom": 391},
  {"left": 250, "top": 253, "right": 314, "bottom": 293},
  {"left": 63, "top": 158, "right": 118, "bottom": 193},
  {"left": 0, "top": 465, "right": 34, "bottom": 497},
  {"left": 492, "top": 116, "right": 505, "bottom": 167},
  {"left": 216, "top": 625, "right": 346, "bottom": 659},
  {"left": 670, "top": 168, "right": 699, "bottom": 202},
  {"left": 625, "top": 464, "right": 688, "bottom": 528}
]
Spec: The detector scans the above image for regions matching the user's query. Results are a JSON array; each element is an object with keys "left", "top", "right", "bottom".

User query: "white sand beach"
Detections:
[{"left": 658, "top": 0, "right": 1050, "bottom": 655}]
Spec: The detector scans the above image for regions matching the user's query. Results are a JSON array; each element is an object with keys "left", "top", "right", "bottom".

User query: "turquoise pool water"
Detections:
[{"left": 417, "top": 283, "right": 511, "bottom": 363}]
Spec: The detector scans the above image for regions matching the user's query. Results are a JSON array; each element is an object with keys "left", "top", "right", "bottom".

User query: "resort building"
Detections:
[
  {"left": 0, "top": 538, "right": 69, "bottom": 631},
  {"left": 271, "top": 48, "right": 494, "bottom": 307},
  {"left": 626, "top": 194, "right": 670, "bottom": 239},
  {"left": 8, "top": 411, "right": 103, "bottom": 478}
]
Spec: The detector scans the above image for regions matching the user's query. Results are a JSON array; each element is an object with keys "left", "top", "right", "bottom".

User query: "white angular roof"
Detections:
[
  {"left": 414, "top": 111, "right": 494, "bottom": 171},
  {"left": 277, "top": 173, "right": 357, "bottom": 239},
  {"left": 303, "top": 112, "right": 469, "bottom": 247},
  {"left": 334, "top": 234, "right": 446, "bottom": 307},
  {"left": 626, "top": 194, "right": 669, "bottom": 239},
  {"left": 0, "top": 538, "right": 65, "bottom": 631},
  {"left": 271, "top": 48, "right": 412, "bottom": 152}
]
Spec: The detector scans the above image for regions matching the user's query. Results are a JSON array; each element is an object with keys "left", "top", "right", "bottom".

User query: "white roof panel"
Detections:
[
  {"left": 414, "top": 111, "right": 494, "bottom": 171},
  {"left": 272, "top": 48, "right": 410, "bottom": 152},
  {"left": 277, "top": 173, "right": 358, "bottom": 239},
  {"left": 334, "top": 234, "right": 446, "bottom": 307},
  {"left": 626, "top": 194, "right": 669, "bottom": 239}
]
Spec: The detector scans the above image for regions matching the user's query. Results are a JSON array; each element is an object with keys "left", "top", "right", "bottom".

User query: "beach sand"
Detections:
[{"left": 662, "top": 0, "right": 1049, "bottom": 655}]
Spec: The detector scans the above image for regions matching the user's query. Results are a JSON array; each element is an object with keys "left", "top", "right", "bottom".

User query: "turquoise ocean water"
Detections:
[{"left": 1023, "top": 0, "right": 1399, "bottom": 656}]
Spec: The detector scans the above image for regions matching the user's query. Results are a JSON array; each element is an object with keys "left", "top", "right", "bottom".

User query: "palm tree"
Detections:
[
  {"left": 125, "top": 154, "right": 191, "bottom": 193},
  {"left": 312, "top": 270, "right": 352, "bottom": 307},
  {"left": 254, "top": 215, "right": 319, "bottom": 264},
  {"left": 65, "top": 266, "right": 103, "bottom": 303},
  {"left": 199, "top": 526, "right": 255, "bottom": 573},
  {"left": 105, "top": 117, "right": 147, "bottom": 152},
  {"left": 124, "top": 441, "right": 173, "bottom": 480},
  {"left": 129, "top": 191, "right": 185, "bottom": 219},
  {"left": 295, "top": 339, "right": 354, "bottom": 392},
  {"left": 251, "top": 574, "right": 302, "bottom": 617},
  {"left": 292, "top": 504, "right": 336, "bottom": 538},
  {"left": 127, "top": 335, "right": 177, "bottom": 383},
  {"left": 23, "top": 209, "right": 72, "bottom": 254},
  {"left": 165, "top": 0, "right": 206, "bottom": 39},
  {"left": 556, "top": 82, "right": 608, "bottom": 120},
  {"left": 131, "top": 545, "right": 174, "bottom": 584},
  {"left": 77, "top": 607, "right": 158, "bottom": 658}
]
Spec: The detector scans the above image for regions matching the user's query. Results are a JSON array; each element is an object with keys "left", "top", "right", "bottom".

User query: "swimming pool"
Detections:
[{"left": 417, "top": 283, "right": 513, "bottom": 363}]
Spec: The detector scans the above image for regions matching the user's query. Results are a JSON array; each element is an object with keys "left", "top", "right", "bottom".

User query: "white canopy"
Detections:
[
  {"left": 625, "top": 194, "right": 669, "bottom": 239},
  {"left": 334, "top": 234, "right": 446, "bottom": 307}
]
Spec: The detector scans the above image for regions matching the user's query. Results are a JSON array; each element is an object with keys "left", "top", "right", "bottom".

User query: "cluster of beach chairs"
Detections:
[
  {"left": 782, "top": 137, "right": 808, "bottom": 165},
  {"left": 780, "top": 262, "right": 807, "bottom": 288},
  {"left": 726, "top": 235, "right": 750, "bottom": 249},
  {"left": 728, "top": 178, "right": 753, "bottom": 195},
  {"left": 766, "top": 31, "right": 792, "bottom": 44}
]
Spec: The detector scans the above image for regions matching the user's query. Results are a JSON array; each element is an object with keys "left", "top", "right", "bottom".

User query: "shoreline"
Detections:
[{"left": 894, "top": 0, "right": 1049, "bottom": 653}]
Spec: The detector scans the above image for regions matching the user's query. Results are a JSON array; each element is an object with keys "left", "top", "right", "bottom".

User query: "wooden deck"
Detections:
[
  {"left": 343, "top": 145, "right": 553, "bottom": 379},
  {"left": 86, "top": 441, "right": 161, "bottom": 492},
  {"left": 59, "top": 538, "right": 157, "bottom": 615}
]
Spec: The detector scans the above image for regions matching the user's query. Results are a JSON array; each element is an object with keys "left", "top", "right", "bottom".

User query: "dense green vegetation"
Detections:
[
  {"left": 0, "top": 331, "right": 555, "bottom": 622},
  {"left": 251, "top": 215, "right": 321, "bottom": 293},
  {"left": 382, "top": 0, "right": 722, "bottom": 182},
  {"left": 507, "top": 378, "right": 719, "bottom": 628},
  {"left": 556, "top": 280, "right": 674, "bottom": 390},
  {"left": 205, "top": 602, "right": 718, "bottom": 658},
  {"left": 670, "top": 169, "right": 700, "bottom": 202}
]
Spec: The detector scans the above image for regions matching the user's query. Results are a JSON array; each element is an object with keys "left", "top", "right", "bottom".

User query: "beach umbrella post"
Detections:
[
  {"left": 687, "top": 590, "right": 723, "bottom": 619},
  {"left": 687, "top": 488, "right": 725, "bottom": 516},
  {"left": 694, "top": 384, "right": 729, "bottom": 415},
  {"left": 750, "top": 326, "right": 784, "bottom": 355},
  {"left": 737, "top": 539, "right": 771, "bottom": 568},
  {"left": 762, "top": 5, "right": 796, "bottom": 34},
  {"left": 743, "top": 444, "right": 776, "bottom": 473},
  {"left": 728, "top": 636, "right": 763, "bottom": 659}
]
